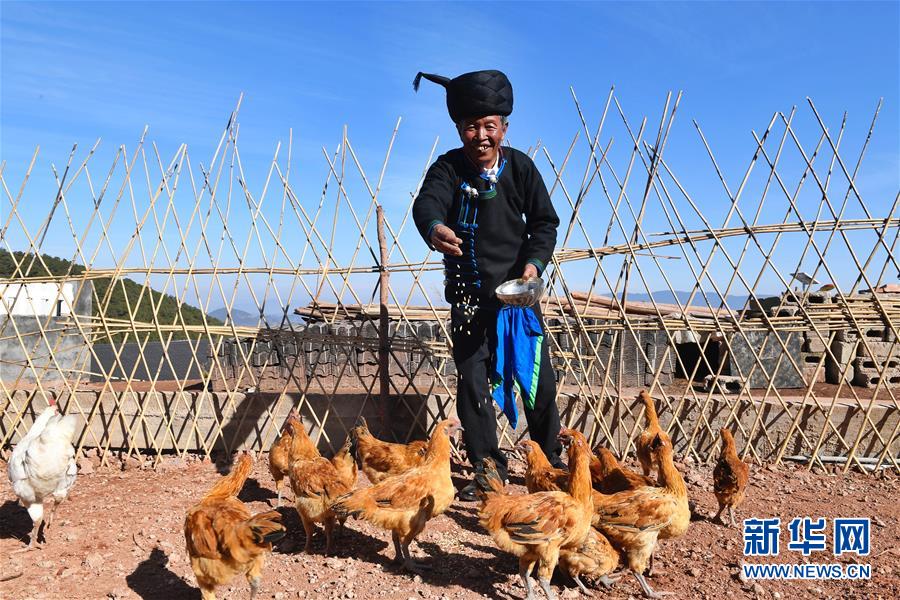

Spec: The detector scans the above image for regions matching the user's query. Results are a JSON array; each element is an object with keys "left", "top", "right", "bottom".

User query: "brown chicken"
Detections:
[
  {"left": 289, "top": 436, "right": 358, "bottom": 554},
  {"left": 184, "top": 454, "right": 286, "bottom": 600},
  {"left": 331, "top": 418, "right": 461, "bottom": 573},
  {"left": 713, "top": 428, "right": 750, "bottom": 527},
  {"left": 350, "top": 416, "right": 428, "bottom": 484},
  {"left": 558, "top": 528, "right": 621, "bottom": 593},
  {"left": 593, "top": 447, "right": 655, "bottom": 494},
  {"left": 593, "top": 433, "right": 686, "bottom": 599},
  {"left": 649, "top": 433, "right": 690, "bottom": 577},
  {"left": 268, "top": 412, "right": 304, "bottom": 506},
  {"left": 519, "top": 439, "right": 568, "bottom": 493},
  {"left": 635, "top": 390, "right": 669, "bottom": 479},
  {"left": 519, "top": 439, "right": 610, "bottom": 529},
  {"left": 476, "top": 429, "right": 594, "bottom": 600}
]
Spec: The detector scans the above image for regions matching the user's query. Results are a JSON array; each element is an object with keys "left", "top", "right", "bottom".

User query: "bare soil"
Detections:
[{"left": 1, "top": 452, "right": 898, "bottom": 600}]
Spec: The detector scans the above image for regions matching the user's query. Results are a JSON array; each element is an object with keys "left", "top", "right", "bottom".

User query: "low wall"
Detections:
[{"left": 2, "top": 388, "right": 896, "bottom": 467}]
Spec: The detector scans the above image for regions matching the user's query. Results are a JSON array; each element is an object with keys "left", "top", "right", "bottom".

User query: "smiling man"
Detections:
[{"left": 412, "top": 69, "right": 563, "bottom": 500}]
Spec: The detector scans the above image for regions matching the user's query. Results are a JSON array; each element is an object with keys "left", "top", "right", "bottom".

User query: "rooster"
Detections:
[
  {"left": 7, "top": 398, "right": 78, "bottom": 551},
  {"left": 712, "top": 428, "right": 749, "bottom": 527},
  {"left": 185, "top": 453, "right": 286, "bottom": 600}
]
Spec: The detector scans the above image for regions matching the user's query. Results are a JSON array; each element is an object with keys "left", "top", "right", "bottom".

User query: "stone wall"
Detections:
[{"left": 209, "top": 318, "right": 676, "bottom": 392}]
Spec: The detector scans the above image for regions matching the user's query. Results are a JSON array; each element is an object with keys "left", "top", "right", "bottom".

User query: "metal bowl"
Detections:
[{"left": 495, "top": 277, "right": 545, "bottom": 307}]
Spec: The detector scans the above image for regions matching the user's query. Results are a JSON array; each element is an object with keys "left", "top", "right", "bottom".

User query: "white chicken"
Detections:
[{"left": 7, "top": 399, "right": 79, "bottom": 550}]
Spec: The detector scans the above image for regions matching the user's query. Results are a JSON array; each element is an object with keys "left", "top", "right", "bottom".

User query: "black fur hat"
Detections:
[{"left": 413, "top": 70, "right": 513, "bottom": 122}]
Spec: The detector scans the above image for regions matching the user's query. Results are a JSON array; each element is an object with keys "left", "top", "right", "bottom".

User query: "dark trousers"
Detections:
[{"left": 451, "top": 303, "right": 562, "bottom": 479}]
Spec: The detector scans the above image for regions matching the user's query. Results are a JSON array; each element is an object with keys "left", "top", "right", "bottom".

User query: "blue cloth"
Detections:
[{"left": 491, "top": 305, "right": 544, "bottom": 428}]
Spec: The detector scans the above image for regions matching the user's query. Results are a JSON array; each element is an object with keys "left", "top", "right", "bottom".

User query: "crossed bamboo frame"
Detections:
[{"left": 0, "top": 91, "right": 897, "bottom": 474}]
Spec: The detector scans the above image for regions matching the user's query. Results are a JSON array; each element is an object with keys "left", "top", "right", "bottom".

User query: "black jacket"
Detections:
[{"left": 413, "top": 147, "right": 559, "bottom": 305}]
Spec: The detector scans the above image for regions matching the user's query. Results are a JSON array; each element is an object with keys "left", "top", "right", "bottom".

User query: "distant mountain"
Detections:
[
  {"left": 626, "top": 290, "right": 757, "bottom": 310},
  {"left": 208, "top": 307, "right": 302, "bottom": 328},
  {"left": 0, "top": 249, "right": 223, "bottom": 341}
]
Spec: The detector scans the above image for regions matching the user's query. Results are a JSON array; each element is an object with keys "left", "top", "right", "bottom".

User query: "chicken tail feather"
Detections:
[
  {"left": 640, "top": 390, "right": 659, "bottom": 428},
  {"left": 474, "top": 458, "right": 504, "bottom": 497},
  {"left": 330, "top": 492, "right": 364, "bottom": 520},
  {"left": 204, "top": 453, "right": 252, "bottom": 500},
  {"left": 245, "top": 510, "right": 286, "bottom": 545}
]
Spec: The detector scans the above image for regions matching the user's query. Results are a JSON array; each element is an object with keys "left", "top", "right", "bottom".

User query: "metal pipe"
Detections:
[{"left": 782, "top": 454, "right": 898, "bottom": 469}]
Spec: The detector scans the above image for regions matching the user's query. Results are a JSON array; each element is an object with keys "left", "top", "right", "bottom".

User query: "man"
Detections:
[{"left": 412, "top": 69, "right": 563, "bottom": 500}]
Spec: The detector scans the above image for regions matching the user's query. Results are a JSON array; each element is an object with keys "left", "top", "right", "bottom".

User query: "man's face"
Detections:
[{"left": 458, "top": 115, "right": 508, "bottom": 166}]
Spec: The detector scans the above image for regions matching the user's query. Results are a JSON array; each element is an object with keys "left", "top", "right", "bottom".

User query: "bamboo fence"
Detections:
[{"left": 0, "top": 90, "right": 897, "bottom": 474}]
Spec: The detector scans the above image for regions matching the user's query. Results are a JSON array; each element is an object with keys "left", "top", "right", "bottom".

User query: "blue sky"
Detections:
[{"left": 1, "top": 1, "right": 898, "bottom": 311}]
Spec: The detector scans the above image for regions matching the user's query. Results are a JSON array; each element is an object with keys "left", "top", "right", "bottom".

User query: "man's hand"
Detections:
[
  {"left": 431, "top": 224, "right": 463, "bottom": 256},
  {"left": 521, "top": 263, "right": 539, "bottom": 281}
]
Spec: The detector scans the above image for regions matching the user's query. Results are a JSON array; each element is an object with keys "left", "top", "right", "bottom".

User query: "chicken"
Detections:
[
  {"left": 289, "top": 436, "right": 358, "bottom": 554},
  {"left": 288, "top": 412, "right": 321, "bottom": 461},
  {"left": 518, "top": 440, "right": 568, "bottom": 493},
  {"left": 558, "top": 528, "right": 621, "bottom": 593},
  {"left": 475, "top": 429, "right": 594, "bottom": 600},
  {"left": 184, "top": 453, "right": 286, "bottom": 600},
  {"left": 712, "top": 428, "right": 750, "bottom": 527},
  {"left": 592, "top": 433, "right": 685, "bottom": 599},
  {"left": 649, "top": 433, "right": 690, "bottom": 577},
  {"left": 519, "top": 440, "right": 611, "bottom": 529},
  {"left": 593, "top": 447, "right": 655, "bottom": 494},
  {"left": 7, "top": 399, "right": 78, "bottom": 551},
  {"left": 350, "top": 416, "right": 428, "bottom": 484},
  {"left": 331, "top": 418, "right": 461, "bottom": 573},
  {"left": 268, "top": 411, "right": 304, "bottom": 506},
  {"left": 635, "top": 390, "right": 669, "bottom": 479}
]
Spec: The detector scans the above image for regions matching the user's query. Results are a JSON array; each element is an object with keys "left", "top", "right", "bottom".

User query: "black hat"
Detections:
[{"left": 413, "top": 70, "right": 513, "bottom": 123}]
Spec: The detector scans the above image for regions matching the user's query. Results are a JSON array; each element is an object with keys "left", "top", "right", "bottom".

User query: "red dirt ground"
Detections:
[{"left": 1, "top": 451, "right": 897, "bottom": 600}]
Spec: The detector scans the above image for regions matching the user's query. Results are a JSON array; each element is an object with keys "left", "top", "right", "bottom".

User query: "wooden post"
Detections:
[{"left": 376, "top": 206, "right": 390, "bottom": 405}]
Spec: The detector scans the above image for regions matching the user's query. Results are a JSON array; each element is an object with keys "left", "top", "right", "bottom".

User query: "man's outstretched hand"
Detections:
[
  {"left": 431, "top": 224, "right": 463, "bottom": 256},
  {"left": 521, "top": 263, "right": 539, "bottom": 281}
]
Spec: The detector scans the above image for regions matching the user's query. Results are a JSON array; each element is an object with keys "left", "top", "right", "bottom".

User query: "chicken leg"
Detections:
[
  {"left": 247, "top": 555, "right": 264, "bottom": 600},
  {"left": 728, "top": 506, "right": 737, "bottom": 527},
  {"left": 391, "top": 531, "right": 403, "bottom": 564},
  {"left": 299, "top": 514, "right": 315, "bottom": 553},
  {"left": 519, "top": 559, "right": 537, "bottom": 600},
  {"left": 538, "top": 579, "right": 557, "bottom": 600},
  {"left": 634, "top": 571, "right": 673, "bottom": 599},
  {"left": 597, "top": 572, "right": 622, "bottom": 588},
  {"left": 712, "top": 504, "right": 725, "bottom": 525},
  {"left": 400, "top": 540, "right": 431, "bottom": 573},
  {"left": 536, "top": 556, "right": 559, "bottom": 600},
  {"left": 12, "top": 504, "right": 45, "bottom": 553}
]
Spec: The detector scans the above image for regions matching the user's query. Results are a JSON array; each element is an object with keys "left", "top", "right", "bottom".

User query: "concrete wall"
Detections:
[
  {"left": 0, "top": 281, "right": 92, "bottom": 383},
  {"left": 2, "top": 388, "right": 896, "bottom": 466}
]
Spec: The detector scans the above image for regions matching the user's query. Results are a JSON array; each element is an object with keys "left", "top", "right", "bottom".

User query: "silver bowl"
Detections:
[{"left": 495, "top": 278, "right": 546, "bottom": 307}]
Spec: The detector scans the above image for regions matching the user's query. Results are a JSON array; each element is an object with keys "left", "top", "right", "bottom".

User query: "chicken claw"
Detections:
[
  {"left": 597, "top": 571, "right": 622, "bottom": 588},
  {"left": 538, "top": 577, "right": 558, "bottom": 600},
  {"left": 634, "top": 571, "right": 674, "bottom": 599}
]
